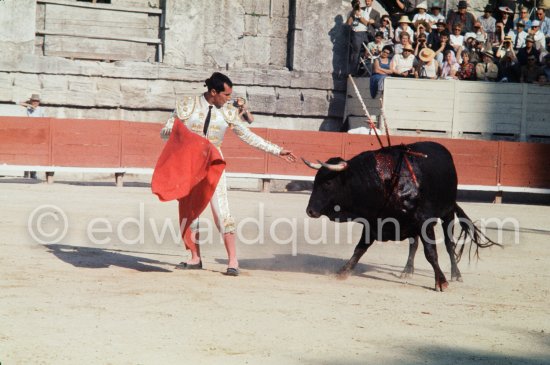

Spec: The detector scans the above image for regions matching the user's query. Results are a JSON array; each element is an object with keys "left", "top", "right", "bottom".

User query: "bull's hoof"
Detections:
[
  {"left": 400, "top": 267, "right": 414, "bottom": 279},
  {"left": 451, "top": 274, "right": 463, "bottom": 282},
  {"left": 336, "top": 268, "right": 351, "bottom": 280},
  {"left": 434, "top": 281, "right": 449, "bottom": 292}
]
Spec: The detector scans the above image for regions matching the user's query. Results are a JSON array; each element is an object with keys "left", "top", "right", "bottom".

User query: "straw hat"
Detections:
[
  {"left": 482, "top": 49, "right": 494, "bottom": 58},
  {"left": 398, "top": 15, "right": 412, "bottom": 24},
  {"left": 416, "top": 1, "right": 428, "bottom": 10},
  {"left": 419, "top": 48, "right": 435, "bottom": 62},
  {"left": 29, "top": 94, "right": 40, "bottom": 102},
  {"left": 498, "top": 6, "right": 514, "bottom": 14}
]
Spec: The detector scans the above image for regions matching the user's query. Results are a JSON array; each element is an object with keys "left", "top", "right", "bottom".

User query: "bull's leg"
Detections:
[
  {"left": 337, "top": 224, "right": 372, "bottom": 280},
  {"left": 420, "top": 222, "right": 448, "bottom": 292},
  {"left": 442, "top": 213, "right": 462, "bottom": 282},
  {"left": 400, "top": 236, "right": 419, "bottom": 279}
]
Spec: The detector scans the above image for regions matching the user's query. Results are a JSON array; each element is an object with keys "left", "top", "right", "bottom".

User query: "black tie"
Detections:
[{"left": 203, "top": 105, "right": 213, "bottom": 136}]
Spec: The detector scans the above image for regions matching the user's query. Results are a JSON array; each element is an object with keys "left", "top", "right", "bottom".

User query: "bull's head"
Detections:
[{"left": 303, "top": 157, "right": 350, "bottom": 220}]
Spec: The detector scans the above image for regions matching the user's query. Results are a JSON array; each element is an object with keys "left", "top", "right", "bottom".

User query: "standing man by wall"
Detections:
[
  {"left": 19, "top": 94, "right": 45, "bottom": 179},
  {"left": 347, "top": 0, "right": 381, "bottom": 75}
]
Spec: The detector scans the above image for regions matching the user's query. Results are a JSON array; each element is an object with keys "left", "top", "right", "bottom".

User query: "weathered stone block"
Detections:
[
  {"left": 243, "top": 0, "right": 270, "bottom": 15},
  {"left": 245, "top": 85, "right": 277, "bottom": 114},
  {"left": 66, "top": 78, "right": 96, "bottom": 107},
  {"left": 271, "top": 0, "right": 289, "bottom": 18},
  {"left": 274, "top": 87, "right": 303, "bottom": 116},
  {"left": 270, "top": 17, "right": 289, "bottom": 38},
  {"left": 120, "top": 79, "right": 148, "bottom": 108},
  {"left": 253, "top": 69, "right": 291, "bottom": 88},
  {"left": 270, "top": 37, "right": 287, "bottom": 68},
  {"left": 301, "top": 89, "right": 329, "bottom": 116},
  {"left": 257, "top": 15, "right": 272, "bottom": 35},
  {"left": 95, "top": 78, "right": 122, "bottom": 107},
  {"left": 0, "top": 73, "right": 13, "bottom": 101},
  {"left": 243, "top": 36, "right": 271, "bottom": 66},
  {"left": 290, "top": 71, "right": 333, "bottom": 90},
  {"left": 40, "top": 74, "right": 68, "bottom": 105},
  {"left": 12, "top": 73, "right": 41, "bottom": 102},
  {"left": 244, "top": 14, "right": 259, "bottom": 36},
  {"left": 146, "top": 80, "right": 176, "bottom": 109}
]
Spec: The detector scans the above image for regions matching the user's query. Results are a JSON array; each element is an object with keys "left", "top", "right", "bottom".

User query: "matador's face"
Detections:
[{"left": 210, "top": 83, "right": 233, "bottom": 108}]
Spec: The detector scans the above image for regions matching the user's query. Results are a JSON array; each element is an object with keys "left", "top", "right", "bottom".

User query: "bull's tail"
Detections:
[{"left": 454, "top": 203, "right": 502, "bottom": 262}]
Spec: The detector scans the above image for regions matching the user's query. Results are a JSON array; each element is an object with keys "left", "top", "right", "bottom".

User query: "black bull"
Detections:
[{"left": 304, "top": 141, "right": 499, "bottom": 291}]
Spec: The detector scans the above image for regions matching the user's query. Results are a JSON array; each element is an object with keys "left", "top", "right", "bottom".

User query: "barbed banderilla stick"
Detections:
[
  {"left": 380, "top": 96, "right": 392, "bottom": 146},
  {"left": 347, "top": 74, "right": 384, "bottom": 148}
]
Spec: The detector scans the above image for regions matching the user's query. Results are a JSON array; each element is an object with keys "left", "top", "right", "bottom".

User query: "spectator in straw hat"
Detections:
[
  {"left": 19, "top": 94, "right": 44, "bottom": 118},
  {"left": 391, "top": 44, "right": 418, "bottom": 77},
  {"left": 447, "top": 1, "right": 477, "bottom": 34},
  {"left": 475, "top": 50, "right": 499, "bottom": 81},
  {"left": 496, "top": 35, "right": 517, "bottom": 59},
  {"left": 395, "top": 15, "right": 415, "bottom": 43},
  {"left": 416, "top": 47, "right": 439, "bottom": 79}
]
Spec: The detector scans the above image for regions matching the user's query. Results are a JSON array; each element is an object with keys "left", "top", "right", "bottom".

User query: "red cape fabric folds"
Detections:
[{"left": 152, "top": 118, "right": 226, "bottom": 244}]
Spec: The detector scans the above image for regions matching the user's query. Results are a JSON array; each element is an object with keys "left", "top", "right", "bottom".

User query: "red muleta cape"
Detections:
[{"left": 151, "top": 118, "right": 226, "bottom": 247}]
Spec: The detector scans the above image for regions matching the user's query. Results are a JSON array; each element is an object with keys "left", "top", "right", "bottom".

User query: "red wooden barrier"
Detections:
[{"left": 0, "top": 117, "right": 549, "bottom": 190}]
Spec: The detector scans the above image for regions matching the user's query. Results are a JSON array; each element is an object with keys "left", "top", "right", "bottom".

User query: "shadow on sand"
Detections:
[
  {"left": 216, "top": 253, "right": 433, "bottom": 290},
  {"left": 44, "top": 244, "right": 173, "bottom": 272}
]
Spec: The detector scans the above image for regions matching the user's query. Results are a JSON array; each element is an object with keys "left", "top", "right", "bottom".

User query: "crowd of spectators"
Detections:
[{"left": 347, "top": 0, "right": 550, "bottom": 98}]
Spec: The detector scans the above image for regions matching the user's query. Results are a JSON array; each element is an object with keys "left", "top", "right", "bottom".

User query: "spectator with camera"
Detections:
[
  {"left": 464, "top": 21, "right": 487, "bottom": 44},
  {"left": 414, "top": 32, "right": 429, "bottom": 57},
  {"left": 415, "top": 20, "right": 431, "bottom": 39},
  {"left": 391, "top": 44, "right": 418, "bottom": 77},
  {"left": 496, "top": 35, "right": 517, "bottom": 59},
  {"left": 447, "top": 1, "right": 477, "bottom": 34},
  {"left": 347, "top": 0, "right": 381, "bottom": 76}
]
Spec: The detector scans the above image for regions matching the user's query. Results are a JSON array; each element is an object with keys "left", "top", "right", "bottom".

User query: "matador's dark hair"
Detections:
[{"left": 205, "top": 72, "right": 233, "bottom": 93}]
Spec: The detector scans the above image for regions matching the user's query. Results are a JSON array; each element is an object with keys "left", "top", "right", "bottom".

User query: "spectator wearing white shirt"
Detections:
[
  {"left": 391, "top": 45, "right": 417, "bottom": 77},
  {"left": 395, "top": 15, "right": 415, "bottom": 43},
  {"left": 450, "top": 23, "right": 465, "bottom": 55},
  {"left": 479, "top": 5, "right": 496, "bottom": 39},
  {"left": 412, "top": 2, "right": 433, "bottom": 27},
  {"left": 509, "top": 21, "right": 528, "bottom": 50},
  {"left": 530, "top": 20, "right": 546, "bottom": 50},
  {"left": 429, "top": 4, "right": 445, "bottom": 29}
]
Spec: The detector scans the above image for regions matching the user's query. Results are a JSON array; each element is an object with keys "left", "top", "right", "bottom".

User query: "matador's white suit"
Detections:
[{"left": 161, "top": 94, "right": 283, "bottom": 234}]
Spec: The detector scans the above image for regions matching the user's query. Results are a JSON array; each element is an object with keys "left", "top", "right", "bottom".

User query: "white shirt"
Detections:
[
  {"left": 450, "top": 34, "right": 464, "bottom": 47},
  {"left": 391, "top": 54, "right": 416, "bottom": 74},
  {"left": 27, "top": 106, "right": 44, "bottom": 117}
]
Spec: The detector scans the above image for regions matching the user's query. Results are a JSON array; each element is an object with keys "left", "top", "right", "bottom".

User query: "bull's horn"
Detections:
[
  {"left": 302, "top": 157, "right": 322, "bottom": 170},
  {"left": 318, "top": 160, "right": 348, "bottom": 172}
]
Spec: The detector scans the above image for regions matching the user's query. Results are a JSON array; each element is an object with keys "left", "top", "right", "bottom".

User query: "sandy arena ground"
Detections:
[{"left": 0, "top": 181, "right": 549, "bottom": 365}]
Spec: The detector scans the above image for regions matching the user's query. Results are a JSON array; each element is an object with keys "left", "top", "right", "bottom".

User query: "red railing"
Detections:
[{"left": 1, "top": 117, "right": 549, "bottom": 189}]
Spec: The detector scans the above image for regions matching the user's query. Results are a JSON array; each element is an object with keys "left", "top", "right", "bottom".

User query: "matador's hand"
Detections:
[
  {"left": 160, "top": 127, "right": 172, "bottom": 140},
  {"left": 279, "top": 150, "right": 297, "bottom": 163}
]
